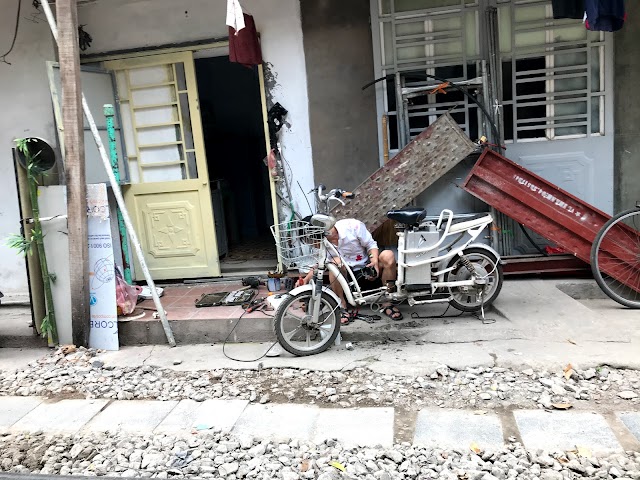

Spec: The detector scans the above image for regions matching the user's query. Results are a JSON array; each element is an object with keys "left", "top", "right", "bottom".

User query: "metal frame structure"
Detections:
[
  {"left": 370, "top": 0, "right": 613, "bottom": 262},
  {"left": 498, "top": 0, "right": 606, "bottom": 142},
  {"left": 373, "top": 0, "right": 485, "bottom": 153},
  {"left": 373, "top": 0, "right": 608, "bottom": 151},
  {"left": 463, "top": 149, "right": 612, "bottom": 269}
]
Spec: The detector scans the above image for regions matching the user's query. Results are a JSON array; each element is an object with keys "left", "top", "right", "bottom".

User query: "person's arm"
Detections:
[
  {"left": 357, "top": 222, "right": 380, "bottom": 275},
  {"left": 367, "top": 247, "right": 380, "bottom": 276},
  {"left": 296, "top": 266, "right": 316, "bottom": 287}
]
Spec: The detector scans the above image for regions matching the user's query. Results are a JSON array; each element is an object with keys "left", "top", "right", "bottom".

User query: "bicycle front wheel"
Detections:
[
  {"left": 273, "top": 290, "right": 340, "bottom": 356},
  {"left": 590, "top": 208, "right": 640, "bottom": 308}
]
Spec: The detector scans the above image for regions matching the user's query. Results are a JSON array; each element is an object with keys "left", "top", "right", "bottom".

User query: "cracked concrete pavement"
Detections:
[
  {"left": 1, "top": 279, "right": 638, "bottom": 374},
  {"left": 92, "top": 279, "right": 640, "bottom": 375}
]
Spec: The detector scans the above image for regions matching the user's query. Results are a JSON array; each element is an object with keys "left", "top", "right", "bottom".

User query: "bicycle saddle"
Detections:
[{"left": 386, "top": 207, "right": 427, "bottom": 225}]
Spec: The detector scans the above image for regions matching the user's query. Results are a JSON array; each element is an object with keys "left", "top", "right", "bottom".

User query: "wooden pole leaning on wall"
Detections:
[
  {"left": 13, "top": 150, "right": 46, "bottom": 337},
  {"left": 56, "top": 0, "right": 89, "bottom": 347},
  {"left": 382, "top": 114, "right": 390, "bottom": 164},
  {"left": 40, "top": 1, "right": 176, "bottom": 347}
]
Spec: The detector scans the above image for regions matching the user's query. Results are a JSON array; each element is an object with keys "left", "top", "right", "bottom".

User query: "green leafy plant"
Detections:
[
  {"left": 8, "top": 138, "right": 58, "bottom": 344},
  {"left": 5, "top": 232, "right": 34, "bottom": 256}
]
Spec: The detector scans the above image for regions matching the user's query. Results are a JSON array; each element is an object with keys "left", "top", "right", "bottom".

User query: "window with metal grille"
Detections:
[
  {"left": 498, "top": 0, "right": 605, "bottom": 142},
  {"left": 376, "top": 0, "right": 482, "bottom": 150},
  {"left": 375, "top": 0, "right": 606, "bottom": 149}
]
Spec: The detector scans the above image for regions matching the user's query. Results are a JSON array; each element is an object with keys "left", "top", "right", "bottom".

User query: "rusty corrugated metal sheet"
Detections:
[
  {"left": 463, "top": 149, "right": 640, "bottom": 293},
  {"left": 332, "top": 113, "right": 476, "bottom": 232}
]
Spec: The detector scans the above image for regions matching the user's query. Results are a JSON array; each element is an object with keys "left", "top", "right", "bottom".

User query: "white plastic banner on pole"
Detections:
[{"left": 87, "top": 184, "right": 119, "bottom": 350}]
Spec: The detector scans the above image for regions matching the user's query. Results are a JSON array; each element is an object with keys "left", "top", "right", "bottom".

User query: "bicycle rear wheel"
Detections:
[
  {"left": 445, "top": 247, "right": 503, "bottom": 312},
  {"left": 590, "top": 208, "right": 640, "bottom": 308}
]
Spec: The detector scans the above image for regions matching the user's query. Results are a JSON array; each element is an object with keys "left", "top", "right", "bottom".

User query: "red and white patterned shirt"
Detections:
[{"left": 332, "top": 219, "right": 378, "bottom": 269}]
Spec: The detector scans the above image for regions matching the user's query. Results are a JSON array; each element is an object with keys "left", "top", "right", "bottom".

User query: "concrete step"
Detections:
[
  {"left": 0, "top": 334, "right": 48, "bottom": 349},
  {"left": 118, "top": 315, "right": 276, "bottom": 346}
]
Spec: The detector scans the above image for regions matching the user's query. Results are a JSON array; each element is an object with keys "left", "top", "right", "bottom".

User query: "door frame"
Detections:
[
  {"left": 83, "top": 40, "right": 283, "bottom": 273},
  {"left": 104, "top": 51, "right": 222, "bottom": 280}
]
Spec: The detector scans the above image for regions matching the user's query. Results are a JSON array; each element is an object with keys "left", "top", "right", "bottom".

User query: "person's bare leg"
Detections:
[
  {"left": 328, "top": 257, "right": 346, "bottom": 308},
  {"left": 379, "top": 250, "right": 397, "bottom": 284},
  {"left": 378, "top": 250, "right": 402, "bottom": 320}
]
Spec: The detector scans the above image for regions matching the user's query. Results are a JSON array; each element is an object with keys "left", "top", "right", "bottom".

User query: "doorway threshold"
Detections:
[{"left": 220, "top": 259, "right": 278, "bottom": 276}]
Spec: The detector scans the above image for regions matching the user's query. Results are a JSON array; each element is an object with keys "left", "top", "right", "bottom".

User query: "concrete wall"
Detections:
[
  {"left": 78, "top": 0, "right": 315, "bottom": 216},
  {"left": 614, "top": 1, "right": 640, "bottom": 212},
  {"left": 300, "top": 0, "right": 379, "bottom": 198},
  {"left": 0, "top": 6, "right": 57, "bottom": 296}
]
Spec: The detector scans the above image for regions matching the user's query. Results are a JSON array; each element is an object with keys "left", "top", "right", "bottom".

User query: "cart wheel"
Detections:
[{"left": 590, "top": 207, "right": 640, "bottom": 308}]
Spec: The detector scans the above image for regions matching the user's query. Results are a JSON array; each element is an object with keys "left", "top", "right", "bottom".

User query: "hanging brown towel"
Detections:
[{"left": 229, "top": 14, "right": 263, "bottom": 68}]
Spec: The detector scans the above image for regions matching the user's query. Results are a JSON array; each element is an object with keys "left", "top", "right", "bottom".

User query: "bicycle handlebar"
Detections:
[{"left": 312, "top": 185, "right": 356, "bottom": 213}]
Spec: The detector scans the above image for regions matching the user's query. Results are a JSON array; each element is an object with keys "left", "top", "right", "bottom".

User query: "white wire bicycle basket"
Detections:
[{"left": 270, "top": 219, "right": 323, "bottom": 271}]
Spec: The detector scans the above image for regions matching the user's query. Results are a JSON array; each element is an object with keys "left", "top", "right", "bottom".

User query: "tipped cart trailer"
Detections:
[{"left": 463, "top": 149, "right": 640, "bottom": 308}]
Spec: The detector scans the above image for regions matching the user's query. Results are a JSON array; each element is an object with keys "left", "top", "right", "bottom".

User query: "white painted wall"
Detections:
[
  {"left": 0, "top": 6, "right": 57, "bottom": 296},
  {"left": 78, "top": 0, "right": 315, "bottom": 217},
  {"left": 0, "top": 0, "right": 314, "bottom": 295}
]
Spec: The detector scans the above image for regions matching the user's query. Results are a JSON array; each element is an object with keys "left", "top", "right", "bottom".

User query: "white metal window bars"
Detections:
[
  {"left": 499, "top": 0, "right": 606, "bottom": 142},
  {"left": 377, "top": 0, "right": 483, "bottom": 150},
  {"left": 376, "top": 0, "right": 606, "bottom": 150}
]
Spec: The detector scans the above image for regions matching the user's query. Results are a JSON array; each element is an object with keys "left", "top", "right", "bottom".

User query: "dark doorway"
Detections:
[{"left": 195, "top": 56, "right": 276, "bottom": 266}]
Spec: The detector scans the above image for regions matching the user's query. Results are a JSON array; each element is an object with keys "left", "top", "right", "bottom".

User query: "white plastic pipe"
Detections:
[{"left": 40, "top": 0, "right": 176, "bottom": 347}]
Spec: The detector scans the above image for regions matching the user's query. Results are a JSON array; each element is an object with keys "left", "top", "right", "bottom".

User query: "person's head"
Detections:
[{"left": 299, "top": 215, "right": 323, "bottom": 247}]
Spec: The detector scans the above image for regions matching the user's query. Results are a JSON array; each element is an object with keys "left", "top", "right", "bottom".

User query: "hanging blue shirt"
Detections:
[{"left": 585, "top": 0, "right": 626, "bottom": 32}]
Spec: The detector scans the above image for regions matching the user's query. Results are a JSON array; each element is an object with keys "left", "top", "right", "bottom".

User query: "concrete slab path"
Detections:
[{"left": 0, "top": 396, "right": 638, "bottom": 452}]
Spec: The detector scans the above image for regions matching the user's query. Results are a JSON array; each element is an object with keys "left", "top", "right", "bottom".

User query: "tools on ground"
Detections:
[
  {"left": 224, "top": 288, "right": 256, "bottom": 305},
  {"left": 195, "top": 288, "right": 256, "bottom": 308},
  {"left": 244, "top": 297, "right": 267, "bottom": 313}
]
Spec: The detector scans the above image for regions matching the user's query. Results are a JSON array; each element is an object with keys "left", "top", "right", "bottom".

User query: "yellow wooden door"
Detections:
[{"left": 104, "top": 52, "right": 220, "bottom": 280}]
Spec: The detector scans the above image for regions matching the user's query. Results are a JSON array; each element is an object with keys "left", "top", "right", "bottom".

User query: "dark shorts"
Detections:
[{"left": 354, "top": 269, "right": 383, "bottom": 292}]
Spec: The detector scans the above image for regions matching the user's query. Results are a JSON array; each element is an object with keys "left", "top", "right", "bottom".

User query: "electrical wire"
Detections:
[
  {"left": 362, "top": 73, "right": 501, "bottom": 148},
  {"left": 222, "top": 308, "right": 280, "bottom": 363},
  {"left": 410, "top": 304, "right": 462, "bottom": 320},
  {"left": 410, "top": 301, "right": 495, "bottom": 324},
  {"left": 298, "top": 180, "right": 313, "bottom": 217},
  {"left": 518, "top": 223, "right": 548, "bottom": 256},
  {"left": 1, "top": 0, "right": 22, "bottom": 65},
  {"left": 26, "top": 0, "right": 45, "bottom": 24}
]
